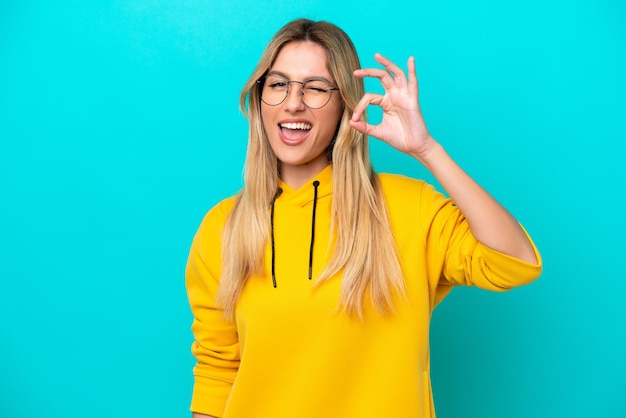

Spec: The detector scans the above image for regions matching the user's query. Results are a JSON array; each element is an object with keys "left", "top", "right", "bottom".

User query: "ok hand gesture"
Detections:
[{"left": 349, "top": 53, "right": 434, "bottom": 159}]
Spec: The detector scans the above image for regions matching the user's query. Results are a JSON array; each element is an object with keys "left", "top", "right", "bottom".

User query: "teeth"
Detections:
[{"left": 280, "top": 122, "right": 312, "bottom": 130}]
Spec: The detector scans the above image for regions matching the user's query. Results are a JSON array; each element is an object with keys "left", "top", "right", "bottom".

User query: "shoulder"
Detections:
[
  {"left": 377, "top": 173, "right": 439, "bottom": 203},
  {"left": 195, "top": 195, "right": 239, "bottom": 241},
  {"left": 377, "top": 173, "right": 452, "bottom": 226},
  {"left": 378, "top": 172, "right": 424, "bottom": 190},
  {"left": 207, "top": 195, "right": 238, "bottom": 219}
]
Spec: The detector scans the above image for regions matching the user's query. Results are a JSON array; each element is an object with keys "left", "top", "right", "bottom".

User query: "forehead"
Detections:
[{"left": 270, "top": 41, "right": 332, "bottom": 80}]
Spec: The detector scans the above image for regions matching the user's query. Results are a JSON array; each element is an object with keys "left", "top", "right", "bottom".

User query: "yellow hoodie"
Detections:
[{"left": 186, "top": 165, "right": 542, "bottom": 417}]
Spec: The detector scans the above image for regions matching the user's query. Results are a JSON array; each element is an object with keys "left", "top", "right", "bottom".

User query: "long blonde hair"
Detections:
[{"left": 217, "top": 19, "right": 405, "bottom": 318}]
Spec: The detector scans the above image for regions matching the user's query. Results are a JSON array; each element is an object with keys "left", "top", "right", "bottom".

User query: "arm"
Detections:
[
  {"left": 192, "top": 414, "right": 217, "bottom": 418},
  {"left": 186, "top": 202, "right": 240, "bottom": 417},
  {"left": 414, "top": 141, "right": 537, "bottom": 263},
  {"left": 350, "top": 54, "right": 538, "bottom": 264}
]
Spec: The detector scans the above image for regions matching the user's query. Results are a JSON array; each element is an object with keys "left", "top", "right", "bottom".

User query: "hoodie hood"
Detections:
[
  {"left": 275, "top": 164, "right": 333, "bottom": 207},
  {"left": 270, "top": 164, "right": 333, "bottom": 288}
]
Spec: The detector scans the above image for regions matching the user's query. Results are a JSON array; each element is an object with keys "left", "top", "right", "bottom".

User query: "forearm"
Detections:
[
  {"left": 413, "top": 139, "right": 538, "bottom": 264},
  {"left": 192, "top": 413, "right": 217, "bottom": 418}
]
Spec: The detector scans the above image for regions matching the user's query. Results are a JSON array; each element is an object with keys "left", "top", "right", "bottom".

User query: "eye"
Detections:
[
  {"left": 265, "top": 77, "right": 289, "bottom": 90},
  {"left": 307, "top": 86, "right": 328, "bottom": 93},
  {"left": 304, "top": 80, "right": 330, "bottom": 94}
]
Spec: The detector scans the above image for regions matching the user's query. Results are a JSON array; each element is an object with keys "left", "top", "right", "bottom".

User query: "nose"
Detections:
[{"left": 283, "top": 81, "right": 306, "bottom": 112}]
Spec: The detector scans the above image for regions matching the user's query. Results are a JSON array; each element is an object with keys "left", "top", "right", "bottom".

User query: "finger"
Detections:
[
  {"left": 353, "top": 67, "right": 398, "bottom": 91},
  {"left": 349, "top": 117, "right": 386, "bottom": 138},
  {"left": 373, "top": 53, "right": 408, "bottom": 89},
  {"left": 349, "top": 118, "right": 375, "bottom": 136},
  {"left": 351, "top": 93, "right": 384, "bottom": 122},
  {"left": 407, "top": 56, "right": 418, "bottom": 97}
]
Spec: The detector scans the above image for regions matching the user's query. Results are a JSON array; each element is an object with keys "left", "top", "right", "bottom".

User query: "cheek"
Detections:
[
  {"left": 260, "top": 106, "right": 274, "bottom": 135},
  {"left": 326, "top": 106, "right": 344, "bottom": 134},
  {"left": 329, "top": 99, "right": 344, "bottom": 122},
  {"left": 260, "top": 106, "right": 268, "bottom": 126}
]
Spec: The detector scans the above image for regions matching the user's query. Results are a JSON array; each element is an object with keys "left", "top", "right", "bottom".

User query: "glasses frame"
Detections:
[{"left": 257, "top": 76, "right": 340, "bottom": 110}]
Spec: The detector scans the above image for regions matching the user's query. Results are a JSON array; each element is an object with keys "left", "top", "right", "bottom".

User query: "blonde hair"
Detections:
[{"left": 217, "top": 19, "right": 405, "bottom": 318}]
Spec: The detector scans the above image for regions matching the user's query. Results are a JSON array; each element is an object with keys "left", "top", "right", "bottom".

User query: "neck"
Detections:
[{"left": 279, "top": 160, "right": 330, "bottom": 189}]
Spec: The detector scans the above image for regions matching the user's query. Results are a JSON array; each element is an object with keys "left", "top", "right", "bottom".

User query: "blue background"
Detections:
[{"left": 1, "top": 0, "right": 624, "bottom": 417}]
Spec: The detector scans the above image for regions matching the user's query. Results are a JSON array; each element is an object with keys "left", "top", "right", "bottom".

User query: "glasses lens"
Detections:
[
  {"left": 261, "top": 76, "right": 289, "bottom": 106},
  {"left": 302, "top": 79, "right": 332, "bottom": 109}
]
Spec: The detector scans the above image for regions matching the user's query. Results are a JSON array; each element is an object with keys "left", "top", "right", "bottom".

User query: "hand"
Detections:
[{"left": 350, "top": 53, "right": 434, "bottom": 158}]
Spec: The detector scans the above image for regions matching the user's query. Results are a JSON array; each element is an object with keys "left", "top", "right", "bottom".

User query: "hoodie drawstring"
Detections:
[
  {"left": 270, "top": 180, "right": 320, "bottom": 288},
  {"left": 270, "top": 187, "right": 283, "bottom": 288},
  {"left": 308, "top": 181, "right": 320, "bottom": 280}
]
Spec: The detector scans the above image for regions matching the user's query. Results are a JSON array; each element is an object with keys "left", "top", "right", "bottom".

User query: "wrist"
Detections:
[{"left": 409, "top": 137, "right": 445, "bottom": 168}]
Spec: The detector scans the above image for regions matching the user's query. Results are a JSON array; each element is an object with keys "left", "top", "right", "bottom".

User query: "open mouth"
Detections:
[{"left": 279, "top": 122, "right": 312, "bottom": 142}]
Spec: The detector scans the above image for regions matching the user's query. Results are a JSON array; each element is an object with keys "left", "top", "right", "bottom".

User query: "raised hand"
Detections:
[
  {"left": 349, "top": 53, "right": 434, "bottom": 158},
  {"left": 349, "top": 54, "right": 538, "bottom": 265}
]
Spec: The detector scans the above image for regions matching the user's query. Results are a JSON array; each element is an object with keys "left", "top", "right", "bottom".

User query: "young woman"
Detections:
[{"left": 186, "top": 18, "right": 541, "bottom": 418}]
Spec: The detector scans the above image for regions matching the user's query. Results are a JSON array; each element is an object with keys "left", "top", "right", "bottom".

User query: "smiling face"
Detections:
[{"left": 261, "top": 41, "right": 343, "bottom": 188}]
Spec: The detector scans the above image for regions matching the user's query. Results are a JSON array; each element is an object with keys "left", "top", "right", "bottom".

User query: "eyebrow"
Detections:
[{"left": 266, "top": 70, "right": 335, "bottom": 85}]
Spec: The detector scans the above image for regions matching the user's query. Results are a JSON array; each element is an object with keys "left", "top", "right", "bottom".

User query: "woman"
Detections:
[{"left": 186, "top": 18, "right": 541, "bottom": 418}]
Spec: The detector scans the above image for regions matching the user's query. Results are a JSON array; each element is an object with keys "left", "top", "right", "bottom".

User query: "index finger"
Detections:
[
  {"left": 353, "top": 67, "right": 397, "bottom": 91},
  {"left": 373, "top": 53, "right": 408, "bottom": 88}
]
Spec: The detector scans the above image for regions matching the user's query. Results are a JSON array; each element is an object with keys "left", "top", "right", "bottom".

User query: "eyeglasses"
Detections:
[{"left": 257, "top": 75, "right": 340, "bottom": 109}]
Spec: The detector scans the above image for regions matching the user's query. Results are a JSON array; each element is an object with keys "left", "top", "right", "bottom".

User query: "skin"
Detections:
[
  {"left": 260, "top": 41, "right": 343, "bottom": 189},
  {"left": 192, "top": 46, "right": 538, "bottom": 418}
]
